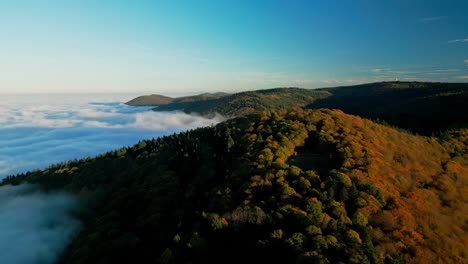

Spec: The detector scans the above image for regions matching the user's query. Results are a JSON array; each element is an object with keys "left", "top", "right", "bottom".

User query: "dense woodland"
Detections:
[
  {"left": 153, "top": 88, "right": 330, "bottom": 116},
  {"left": 309, "top": 82, "right": 468, "bottom": 134},
  {"left": 2, "top": 108, "right": 467, "bottom": 264},
  {"left": 140, "top": 82, "right": 468, "bottom": 134}
]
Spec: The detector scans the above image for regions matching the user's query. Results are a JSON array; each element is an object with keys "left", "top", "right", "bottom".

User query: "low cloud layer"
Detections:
[
  {"left": 0, "top": 184, "right": 80, "bottom": 264},
  {"left": 0, "top": 94, "right": 225, "bottom": 178}
]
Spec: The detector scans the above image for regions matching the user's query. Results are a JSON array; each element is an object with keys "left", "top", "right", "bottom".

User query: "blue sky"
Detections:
[{"left": 0, "top": 0, "right": 467, "bottom": 95}]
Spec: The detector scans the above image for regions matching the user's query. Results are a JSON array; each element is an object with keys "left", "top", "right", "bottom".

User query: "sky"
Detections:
[{"left": 0, "top": 0, "right": 467, "bottom": 95}]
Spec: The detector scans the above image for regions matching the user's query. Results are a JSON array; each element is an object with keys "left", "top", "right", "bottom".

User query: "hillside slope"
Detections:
[
  {"left": 308, "top": 81, "right": 468, "bottom": 133},
  {"left": 132, "top": 82, "right": 468, "bottom": 133},
  {"left": 3, "top": 109, "right": 466, "bottom": 264},
  {"left": 154, "top": 88, "right": 330, "bottom": 116},
  {"left": 126, "top": 93, "right": 229, "bottom": 106},
  {"left": 126, "top": 94, "right": 174, "bottom": 106}
]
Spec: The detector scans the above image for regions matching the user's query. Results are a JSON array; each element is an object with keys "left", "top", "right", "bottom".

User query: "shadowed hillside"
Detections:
[
  {"left": 129, "top": 82, "right": 468, "bottom": 133},
  {"left": 307, "top": 81, "right": 468, "bottom": 133},
  {"left": 3, "top": 109, "right": 466, "bottom": 264}
]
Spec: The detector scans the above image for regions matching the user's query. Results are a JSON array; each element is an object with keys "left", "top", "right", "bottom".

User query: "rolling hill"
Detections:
[
  {"left": 126, "top": 92, "right": 229, "bottom": 106},
  {"left": 126, "top": 94, "right": 174, "bottom": 106},
  {"left": 307, "top": 82, "right": 468, "bottom": 133},
  {"left": 129, "top": 82, "right": 468, "bottom": 133},
  {"left": 151, "top": 88, "right": 330, "bottom": 116},
  {"left": 3, "top": 109, "right": 467, "bottom": 264}
]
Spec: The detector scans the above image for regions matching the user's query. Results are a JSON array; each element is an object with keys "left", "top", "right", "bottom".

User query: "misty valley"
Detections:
[
  {"left": 0, "top": 95, "right": 224, "bottom": 177},
  {"left": 0, "top": 94, "right": 223, "bottom": 264}
]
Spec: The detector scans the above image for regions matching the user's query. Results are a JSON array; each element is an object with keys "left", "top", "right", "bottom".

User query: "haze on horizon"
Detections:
[{"left": 0, "top": 0, "right": 467, "bottom": 95}]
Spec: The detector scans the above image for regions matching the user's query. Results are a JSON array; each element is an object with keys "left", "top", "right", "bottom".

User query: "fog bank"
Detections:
[
  {"left": 0, "top": 184, "right": 80, "bottom": 264},
  {"left": 0, "top": 95, "right": 225, "bottom": 178}
]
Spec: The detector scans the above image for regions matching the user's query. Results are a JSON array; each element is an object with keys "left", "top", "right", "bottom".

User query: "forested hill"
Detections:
[
  {"left": 308, "top": 82, "right": 468, "bottom": 133},
  {"left": 151, "top": 88, "right": 330, "bottom": 116},
  {"left": 129, "top": 82, "right": 468, "bottom": 133},
  {"left": 3, "top": 109, "right": 467, "bottom": 264},
  {"left": 126, "top": 92, "right": 229, "bottom": 106}
]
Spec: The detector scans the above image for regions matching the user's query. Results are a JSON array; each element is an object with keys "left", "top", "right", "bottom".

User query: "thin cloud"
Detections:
[
  {"left": 319, "top": 79, "right": 369, "bottom": 85},
  {"left": 420, "top": 16, "right": 446, "bottom": 22},
  {"left": 457, "top": 76, "right": 468, "bottom": 79},
  {"left": 447, "top": 38, "right": 468, "bottom": 43},
  {"left": 291, "top": 79, "right": 317, "bottom": 85},
  {"left": 371, "top": 68, "right": 383, "bottom": 73},
  {"left": 370, "top": 68, "right": 460, "bottom": 75}
]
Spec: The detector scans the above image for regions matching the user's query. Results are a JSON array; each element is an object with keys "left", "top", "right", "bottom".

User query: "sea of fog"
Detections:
[
  {"left": 0, "top": 94, "right": 224, "bottom": 264},
  {"left": 0, "top": 94, "right": 224, "bottom": 178}
]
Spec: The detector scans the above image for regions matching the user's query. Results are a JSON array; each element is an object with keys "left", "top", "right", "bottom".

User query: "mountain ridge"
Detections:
[
  {"left": 127, "top": 81, "right": 468, "bottom": 133},
  {"left": 126, "top": 92, "right": 229, "bottom": 106}
]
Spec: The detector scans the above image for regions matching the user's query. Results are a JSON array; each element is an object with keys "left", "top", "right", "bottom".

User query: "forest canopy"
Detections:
[
  {"left": 3, "top": 108, "right": 466, "bottom": 264},
  {"left": 133, "top": 81, "right": 468, "bottom": 134}
]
